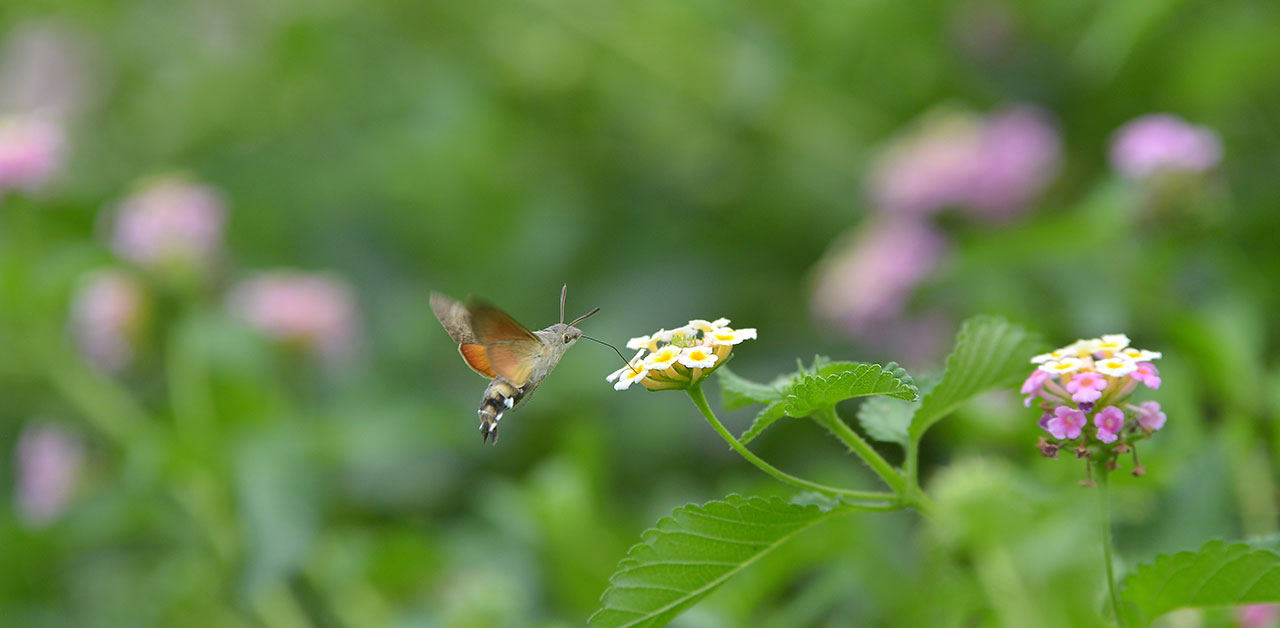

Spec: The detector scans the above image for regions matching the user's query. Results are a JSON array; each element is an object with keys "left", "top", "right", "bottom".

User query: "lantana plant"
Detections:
[
  {"left": 590, "top": 315, "right": 1044, "bottom": 627},
  {"left": 1026, "top": 333, "right": 1167, "bottom": 627},
  {"left": 1023, "top": 334, "right": 1165, "bottom": 483}
]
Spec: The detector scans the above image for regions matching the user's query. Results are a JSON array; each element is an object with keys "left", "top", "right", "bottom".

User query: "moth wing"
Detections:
[
  {"left": 482, "top": 341, "right": 542, "bottom": 387},
  {"left": 430, "top": 292, "right": 477, "bottom": 344},
  {"left": 469, "top": 301, "right": 542, "bottom": 387},
  {"left": 468, "top": 301, "right": 539, "bottom": 344},
  {"left": 458, "top": 343, "right": 498, "bottom": 379}
]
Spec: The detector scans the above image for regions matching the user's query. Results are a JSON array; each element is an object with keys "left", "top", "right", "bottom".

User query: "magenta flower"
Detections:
[
  {"left": 14, "top": 422, "right": 83, "bottom": 527},
  {"left": 1094, "top": 406, "right": 1125, "bottom": 444},
  {"left": 1020, "top": 369, "right": 1050, "bottom": 407},
  {"left": 1109, "top": 114, "right": 1222, "bottom": 179},
  {"left": 68, "top": 270, "right": 146, "bottom": 371},
  {"left": 1065, "top": 371, "right": 1108, "bottom": 403},
  {"left": 0, "top": 114, "right": 65, "bottom": 193},
  {"left": 228, "top": 271, "right": 359, "bottom": 363},
  {"left": 812, "top": 219, "right": 947, "bottom": 336},
  {"left": 1046, "top": 406, "right": 1087, "bottom": 440},
  {"left": 110, "top": 177, "right": 226, "bottom": 273},
  {"left": 1136, "top": 401, "right": 1166, "bottom": 431},
  {"left": 1131, "top": 362, "right": 1161, "bottom": 389}
]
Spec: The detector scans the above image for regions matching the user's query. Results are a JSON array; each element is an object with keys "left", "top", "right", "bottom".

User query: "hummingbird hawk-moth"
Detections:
[{"left": 430, "top": 285, "right": 605, "bottom": 444}]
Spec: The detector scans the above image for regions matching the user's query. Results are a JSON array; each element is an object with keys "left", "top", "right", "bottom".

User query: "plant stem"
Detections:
[
  {"left": 687, "top": 384, "right": 896, "bottom": 505},
  {"left": 1096, "top": 460, "right": 1127, "bottom": 627},
  {"left": 811, "top": 406, "right": 907, "bottom": 495}
]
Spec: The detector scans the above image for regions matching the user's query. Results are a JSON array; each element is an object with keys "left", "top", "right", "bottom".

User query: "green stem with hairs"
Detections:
[
  {"left": 687, "top": 384, "right": 897, "bottom": 506},
  {"left": 1096, "top": 459, "right": 1128, "bottom": 627},
  {"left": 811, "top": 406, "right": 907, "bottom": 495}
]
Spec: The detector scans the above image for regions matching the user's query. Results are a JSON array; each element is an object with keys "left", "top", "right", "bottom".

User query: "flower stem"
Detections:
[
  {"left": 811, "top": 406, "right": 908, "bottom": 495},
  {"left": 687, "top": 384, "right": 896, "bottom": 505},
  {"left": 1096, "top": 460, "right": 1127, "bottom": 627}
]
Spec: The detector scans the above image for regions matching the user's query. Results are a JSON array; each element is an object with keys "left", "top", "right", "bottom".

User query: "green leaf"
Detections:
[
  {"left": 908, "top": 316, "right": 1042, "bottom": 446},
  {"left": 717, "top": 366, "right": 786, "bottom": 410},
  {"left": 739, "top": 401, "right": 787, "bottom": 444},
  {"left": 589, "top": 495, "right": 845, "bottom": 628},
  {"left": 783, "top": 363, "right": 918, "bottom": 418},
  {"left": 720, "top": 361, "right": 917, "bottom": 443},
  {"left": 858, "top": 374, "right": 939, "bottom": 447},
  {"left": 1122, "top": 540, "right": 1280, "bottom": 624}
]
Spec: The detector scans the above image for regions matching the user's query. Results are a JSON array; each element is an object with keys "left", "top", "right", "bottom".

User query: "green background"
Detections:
[{"left": 2, "top": 0, "right": 1279, "bottom": 625}]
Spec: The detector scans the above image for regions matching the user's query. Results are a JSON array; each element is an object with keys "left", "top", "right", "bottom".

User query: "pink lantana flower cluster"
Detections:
[
  {"left": 608, "top": 318, "right": 756, "bottom": 392},
  {"left": 1023, "top": 334, "right": 1165, "bottom": 481}
]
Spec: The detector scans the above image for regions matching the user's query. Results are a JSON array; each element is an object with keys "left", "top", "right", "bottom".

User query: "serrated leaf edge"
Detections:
[{"left": 589, "top": 495, "right": 842, "bottom": 628}]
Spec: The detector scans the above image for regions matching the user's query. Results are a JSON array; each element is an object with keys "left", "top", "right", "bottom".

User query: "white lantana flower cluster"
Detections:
[{"left": 607, "top": 318, "right": 756, "bottom": 391}]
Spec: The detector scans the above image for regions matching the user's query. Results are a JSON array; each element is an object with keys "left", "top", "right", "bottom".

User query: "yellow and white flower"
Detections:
[
  {"left": 607, "top": 351, "right": 650, "bottom": 391},
  {"left": 626, "top": 333, "right": 655, "bottom": 351},
  {"left": 608, "top": 316, "right": 755, "bottom": 392},
  {"left": 1120, "top": 347, "right": 1162, "bottom": 361},
  {"left": 1095, "top": 355, "right": 1138, "bottom": 377},
  {"left": 1039, "top": 357, "right": 1084, "bottom": 375},
  {"left": 1031, "top": 347, "right": 1075, "bottom": 364},
  {"left": 644, "top": 345, "right": 684, "bottom": 370},
  {"left": 1098, "top": 334, "right": 1131, "bottom": 354},
  {"left": 686, "top": 318, "right": 730, "bottom": 333},
  {"left": 678, "top": 345, "right": 718, "bottom": 369},
  {"left": 1068, "top": 338, "right": 1103, "bottom": 358}
]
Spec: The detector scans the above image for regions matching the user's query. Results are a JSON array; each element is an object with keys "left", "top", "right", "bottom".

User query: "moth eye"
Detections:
[{"left": 563, "top": 333, "right": 571, "bottom": 343}]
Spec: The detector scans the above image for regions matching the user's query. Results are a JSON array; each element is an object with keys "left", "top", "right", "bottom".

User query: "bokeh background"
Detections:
[{"left": 2, "top": 0, "right": 1279, "bottom": 626}]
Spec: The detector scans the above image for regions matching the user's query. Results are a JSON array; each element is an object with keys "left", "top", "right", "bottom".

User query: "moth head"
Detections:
[{"left": 561, "top": 325, "right": 583, "bottom": 346}]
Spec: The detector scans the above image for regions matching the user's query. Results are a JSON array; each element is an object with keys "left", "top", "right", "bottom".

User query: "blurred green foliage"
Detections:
[{"left": 2, "top": 0, "right": 1280, "bottom": 625}]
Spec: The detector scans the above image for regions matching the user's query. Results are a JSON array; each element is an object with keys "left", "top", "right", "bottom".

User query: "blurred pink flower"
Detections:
[
  {"left": 14, "top": 422, "right": 83, "bottom": 527},
  {"left": 813, "top": 219, "right": 947, "bottom": 336},
  {"left": 1238, "top": 604, "right": 1280, "bottom": 628},
  {"left": 69, "top": 270, "right": 146, "bottom": 371},
  {"left": 0, "top": 114, "right": 65, "bottom": 193},
  {"left": 966, "top": 106, "right": 1061, "bottom": 218},
  {"left": 110, "top": 177, "right": 226, "bottom": 272},
  {"left": 867, "top": 112, "right": 981, "bottom": 217},
  {"left": 1109, "top": 114, "right": 1222, "bottom": 179},
  {"left": 229, "top": 272, "right": 359, "bottom": 362},
  {"left": 866, "top": 105, "right": 1060, "bottom": 219}
]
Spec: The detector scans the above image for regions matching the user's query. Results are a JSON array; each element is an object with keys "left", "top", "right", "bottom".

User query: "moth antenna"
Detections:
[
  {"left": 559, "top": 284, "right": 568, "bottom": 324},
  {"left": 568, "top": 307, "right": 600, "bottom": 327},
  {"left": 582, "top": 335, "right": 641, "bottom": 375}
]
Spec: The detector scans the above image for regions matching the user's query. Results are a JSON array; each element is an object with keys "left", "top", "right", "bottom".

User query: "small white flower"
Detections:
[
  {"left": 625, "top": 334, "right": 653, "bottom": 351},
  {"left": 1095, "top": 356, "right": 1138, "bottom": 377},
  {"left": 686, "top": 318, "right": 733, "bottom": 333},
  {"left": 1038, "top": 357, "right": 1084, "bottom": 375},
  {"left": 708, "top": 327, "right": 746, "bottom": 346},
  {"left": 1090, "top": 335, "right": 1131, "bottom": 353},
  {"left": 686, "top": 319, "right": 717, "bottom": 333},
  {"left": 678, "top": 346, "right": 718, "bottom": 369},
  {"left": 734, "top": 328, "right": 757, "bottom": 341},
  {"left": 1120, "top": 347, "right": 1162, "bottom": 361},
  {"left": 612, "top": 362, "right": 650, "bottom": 390},
  {"left": 607, "top": 350, "right": 647, "bottom": 382},
  {"left": 644, "top": 345, "right": 683, "bottom": 370},
  {"left": 1030, "top": 347, "right": 1073, "bottom": 364},
  {"left": 1068, "top": 338, "right": 1103, "bottom": 357}
]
